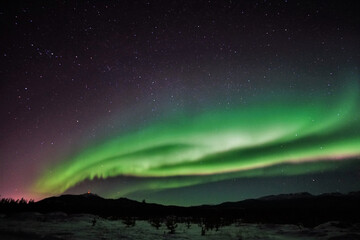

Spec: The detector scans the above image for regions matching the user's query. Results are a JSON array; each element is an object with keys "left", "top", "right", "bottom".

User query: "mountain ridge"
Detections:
[
  {"left": 2, "top": 191, "right": 360, "bottom": 227},
  {"left": 37, "top": 190, "right": 360, "bottom": 207}
]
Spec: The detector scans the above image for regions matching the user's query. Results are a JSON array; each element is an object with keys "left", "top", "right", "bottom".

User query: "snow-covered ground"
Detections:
[{"left": 0, "top": 212, "right": 359, "bottom": 240}]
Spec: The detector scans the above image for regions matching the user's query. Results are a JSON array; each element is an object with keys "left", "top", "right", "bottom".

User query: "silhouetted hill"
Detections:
[
  {"left": 258, "top": 192, "right": 313, "bottom": 201},
  {"left": 2, "top": 191, "right": 360, "bottom": 227},
  {"left": 34, "top": 193, "right": 174, "bottom": 217},
  {"left": 216, "top": 191, "right": 360, "bottom": 226}
]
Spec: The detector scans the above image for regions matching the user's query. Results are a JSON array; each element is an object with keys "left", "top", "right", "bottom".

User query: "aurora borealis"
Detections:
[
  {"left": 1, "top": 1, "right": 360, "bottom": 205},
  {"left": 34, "top": 80, "right": 360, "bottom": 196}
]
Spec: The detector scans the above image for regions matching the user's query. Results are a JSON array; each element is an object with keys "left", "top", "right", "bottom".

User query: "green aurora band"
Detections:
[{"left": 33, "top": 79, "right": 360, "bottom": 197}]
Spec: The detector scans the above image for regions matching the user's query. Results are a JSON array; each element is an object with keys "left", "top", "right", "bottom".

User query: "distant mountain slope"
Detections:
[{"left": 2, "top": 191, "right": 360, "bottom": 227}]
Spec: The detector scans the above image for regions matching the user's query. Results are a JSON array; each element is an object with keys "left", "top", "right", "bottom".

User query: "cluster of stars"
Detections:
[{"left": 0, "top": 0, "right": 359, "bottom": 204}]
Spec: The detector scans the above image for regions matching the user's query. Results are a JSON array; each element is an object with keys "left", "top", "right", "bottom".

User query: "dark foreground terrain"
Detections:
[{"left": 1, "top": 192, "right": 360, "bottom": 239}]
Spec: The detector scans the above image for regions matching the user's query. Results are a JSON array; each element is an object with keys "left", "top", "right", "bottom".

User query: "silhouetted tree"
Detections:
[
  {"left": 185, "top": 218, "right": 191, "bottom": 229},
  {"left": 0, "top": 197, "right": 34, "bottom": 213},
  {"left": 92, "top": 217, "right": 97, "bottom": 226},
  {"left": 122, "top": 217, "right": 136, "bottom": 227},
  {"left": 199, "top": 223, "right": 206, "bottom": 235},
  {"left": 149, "top": 218, "right": 162, "bottom": 229},
  {"left": 165, "top": 216, "right": 177, "bottom": 234}
]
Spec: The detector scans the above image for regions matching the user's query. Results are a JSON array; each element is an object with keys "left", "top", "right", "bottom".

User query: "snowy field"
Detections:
[{"left": 0, "top": 212, "right": 359, "bottom": 240}]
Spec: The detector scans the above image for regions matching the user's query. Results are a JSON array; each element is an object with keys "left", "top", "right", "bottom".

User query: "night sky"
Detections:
[{"left": 1, "top": 1, "right": 360, "bottom": 206}]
